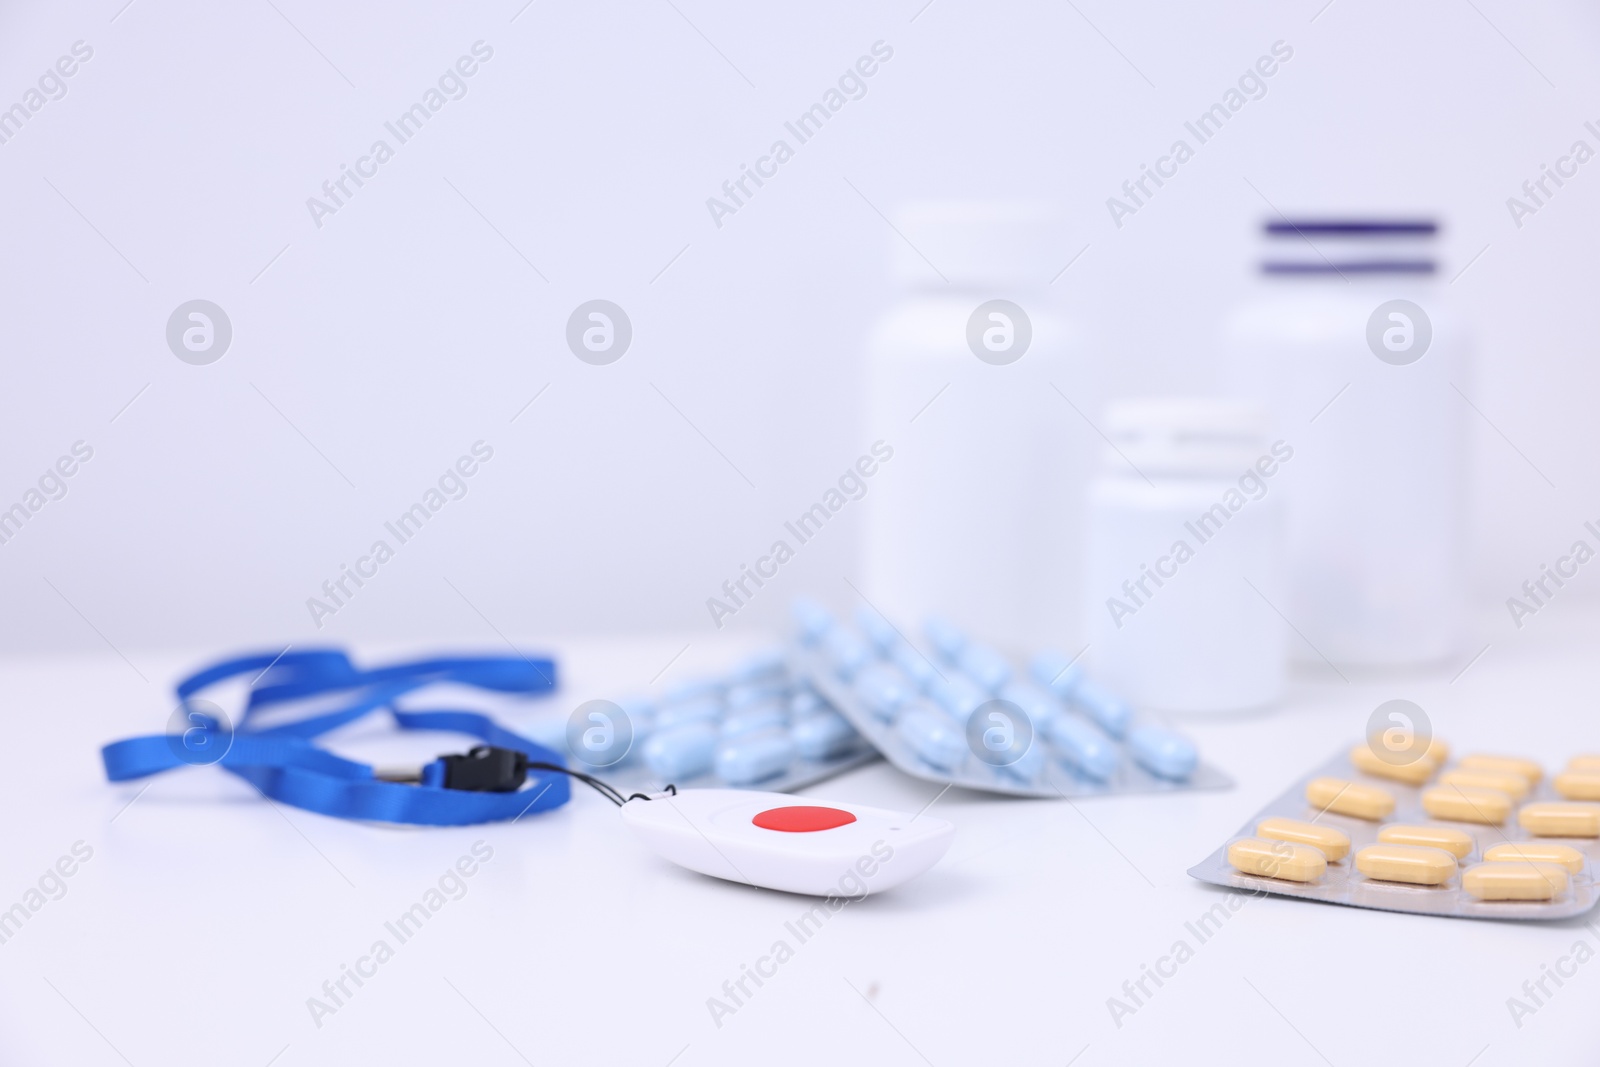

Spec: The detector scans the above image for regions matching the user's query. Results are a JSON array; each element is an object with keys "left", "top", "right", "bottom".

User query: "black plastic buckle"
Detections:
[{"left": 440, "top": 745, "right": 529, "bottom": 792}]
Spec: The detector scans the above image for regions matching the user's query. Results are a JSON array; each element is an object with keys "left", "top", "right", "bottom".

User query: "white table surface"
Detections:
[{"left": 3, "top": 608, "right": 1599, "bottom": 1067}]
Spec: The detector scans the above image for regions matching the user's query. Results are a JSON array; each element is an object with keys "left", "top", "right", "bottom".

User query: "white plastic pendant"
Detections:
[{"left": 620, "top": 788, "right": 954, "bottom": 897}]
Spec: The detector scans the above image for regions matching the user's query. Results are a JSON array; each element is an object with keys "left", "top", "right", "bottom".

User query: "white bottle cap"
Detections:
[
  {"left": 1102, "top": 398, "right": 1267, "bottom": 477},
  {"left": 889, "top": 201, "right": 1063, "bottom": 288}
]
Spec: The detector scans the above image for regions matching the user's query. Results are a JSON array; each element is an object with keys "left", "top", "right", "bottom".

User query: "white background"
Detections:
[{"left": 2, "top": 0, "right": 1599, "bottom": 654}]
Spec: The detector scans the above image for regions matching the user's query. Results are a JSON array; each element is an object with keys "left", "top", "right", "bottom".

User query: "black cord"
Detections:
[{"left": 526, "top": 761, "right": 675, "bottom": 807}]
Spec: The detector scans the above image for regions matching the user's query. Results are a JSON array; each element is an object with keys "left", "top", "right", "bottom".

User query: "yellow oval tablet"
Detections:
[
  {"left": 1483, "top": 842, "right": 1586, "bottom": 874},
  {"left": 1355, "top": 844, "right": 1457, "bottom": 885},
  {"left": 1554, "top": 772, "right": 1600, "bottom": 801},
  {"left": 1377, "top": 824, "right": 1474, "bottom": 859},
  {"left": 1463, "top": 862, "right": 1569, "bottom": 901},
  {"left": 1257, "top": 817, "right": 1351, "bottom": 861},
  {"left": 1459, "top": 754, "right": 1542, "bottom": 786},
  {"left": 1363, "top": 730, "right": 1448, "bottom": 767},
  {"left": 1306, "top": 777, "right": 1395, "bottom": 821},
  {"left": 1567, "top": 755, "right": 1600, "bottom": 774},
  {"left": 1421, "top": 785, "right": 1512, "bottom": 825},
  {"left": 1349, "top": 744, "right": 1437, "bottom": 785},
  {"left": 1228, "top": 837, "right": 1327, "bottom": 882},
  {"left": 1519, "top": 802, "right": 1600, "bottom": 837},
  {"left": 1439, "top": 768, "right": 1530, "bottom": 800}
]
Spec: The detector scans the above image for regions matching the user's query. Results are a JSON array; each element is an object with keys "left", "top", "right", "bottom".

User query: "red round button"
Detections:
[{"left": 751, "top": 805, "right": 858, "bottom": 833}]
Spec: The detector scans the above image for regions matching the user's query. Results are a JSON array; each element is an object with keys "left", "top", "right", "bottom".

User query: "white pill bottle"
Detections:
[
  {"left": 1221, "top": 220, "right": 1468, "bottom": 667},
  {"left": 1084, "top": 399, "right": 1287, "bottom": 712},
  {"left": 860, "top": 202, "right": 1080, "bottom": 650}
]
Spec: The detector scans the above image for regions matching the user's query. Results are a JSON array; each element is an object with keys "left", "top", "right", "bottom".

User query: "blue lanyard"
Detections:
[{"left": 101, "top": 649, "right": 571, "bottom": 825}]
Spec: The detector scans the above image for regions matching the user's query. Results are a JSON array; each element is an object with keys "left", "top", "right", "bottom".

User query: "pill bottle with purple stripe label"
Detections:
[{"left": 1221, "top": 218, "right": 1468, "bottom": 667}]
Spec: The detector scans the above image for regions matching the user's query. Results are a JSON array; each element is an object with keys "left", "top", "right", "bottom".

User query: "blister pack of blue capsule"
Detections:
[
  {"left": 788, "top": 600, "right": 1233, "bottom": 798},
  {"left": 530, "top": 647, "right": 881, "bottom": 792}
]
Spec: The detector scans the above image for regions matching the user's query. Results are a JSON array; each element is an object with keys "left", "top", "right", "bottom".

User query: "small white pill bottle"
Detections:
[
  {"left": 1083, "top": 398, "right": 1287, "bottom": 713},
  {"left": 1221, "top": 219, "right": 1467, "bottom": 667},
  {"left": 860, "top": 202, "right": 1080, "bottom": 650}
]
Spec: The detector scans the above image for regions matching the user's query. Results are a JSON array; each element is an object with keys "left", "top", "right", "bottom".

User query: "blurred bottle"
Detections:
[
  {"left": 860, "top": 202, "right": 1078, "bottom": 650},
  {"left": 1221, "top": 219, "right": 1468, "bottom": 667},
  {"left": 1084, "top": 398, "right": 1287, "bottom": 712}
]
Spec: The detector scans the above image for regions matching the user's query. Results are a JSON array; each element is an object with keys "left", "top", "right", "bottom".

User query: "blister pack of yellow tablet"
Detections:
[{"left": 1188, "top": 735, "right": 1600, "bottom": 920}]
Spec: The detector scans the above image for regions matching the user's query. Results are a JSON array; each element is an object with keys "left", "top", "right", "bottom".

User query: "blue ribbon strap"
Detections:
[{"left": 102, "top": 649, "right": 569, "bottom": 826}]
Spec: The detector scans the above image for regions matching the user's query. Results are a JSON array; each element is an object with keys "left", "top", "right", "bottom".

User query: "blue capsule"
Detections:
[
  {"left": 853, "top": 664, "right": 911, "bottom": 721},
  {"left": 721, "top": 701, "right": 787, "bottom": 738},
  {"left": 642, "top": 723, "right": 718, "bottom": 779},
  {"left": 958, "top": 643, "right": 1013, "bottom": 693},
  {"left": 715, "top": 730, "right": 795, "bottom": 785},
  {"left": 729, "top": 646, "right": 787, "bottom": 684},
  {"left": 1047, "top": 715, "right": 1120, "bottom": 782},
  {"left": 997, "top": 739, "right": 1047, "bottom": 782},
  {"left": 610, "top": 696, "right": 656, "bottom": 750},
  {"left": 853, "top": 605, "right": 901, "bottom": 652},
  {"left": 792, "top": 710, "right": 861, "bottom": 760},
  {"left": 1071, "top": 677, "right": 1132, "bottom": 739},
  {"left": 891, "top": 643, "right": 941, "bottom": 693},
  {"left": 663, "top": 675, "right": 723, "bottom": 704},
  {"left": 998, "top": 681, "right": 1062, "bottom": 739},
  {"left": 789, "top": 687, "right": 825, "bottom": 718},
  {"left": 1128, "top": 726, "right": 1197, "bottom": 781},
  {"left": 654, "top": 695, "right": 722, "bottom": 731},
  {"left": 726, "top": 680, "right": 788, "bottom": 712},
  {"left": 896, "top": 704, "right": 968, "bottom": 770},
  {"left": 923, "top": 616, "right": 967, "bottom": 662},
  {"left": 929, "top": 675, "right": 988, "bottom": 722},
  {"left": 791, "top": 598, "right": 835, "bottom": 646},
  {"left": 822, "top": 628, "right": 872, "bottom": 681},
  {"left": 574, "top": 698, "right": 653, "bottom": 767},
  {"left": 1029, "top": 649, "right": 1082, "bottom": 701}
]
